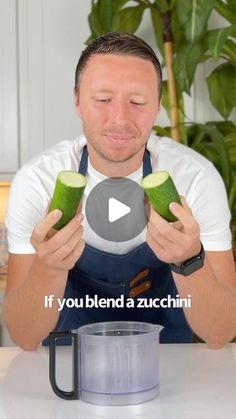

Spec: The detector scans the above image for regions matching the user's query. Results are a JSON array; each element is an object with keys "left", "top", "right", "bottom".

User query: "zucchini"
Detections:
[
  {"left": 141, "top": 171, "right": 181, "bottom": 222},
  {"left": 49, "top": 171, "right": 87, "bottom": 230}
]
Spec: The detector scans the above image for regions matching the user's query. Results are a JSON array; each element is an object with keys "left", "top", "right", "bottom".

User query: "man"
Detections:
[{"left": 3, "top": 32, "right": 236, "bottom": 350}]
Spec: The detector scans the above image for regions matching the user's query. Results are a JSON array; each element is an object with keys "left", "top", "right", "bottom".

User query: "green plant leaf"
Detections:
[
  {"left": 186, "top": 123, "right": 231, "bottom": 191},
  {"left": 161, "top": 80, "right": 170, "bottom": 116},
  {"left": 97, "top": 0, "right": 114, "bottom": 32},
  {"left": 88, "top": 0, "right": 130, "bottom": 35},
  {"left": 207, "top": 63, "right": 236, "bottom": 119},
  {"left": 227, "top": 0, "right": 236, "bottom": 13},
  {"left": 112, "top": 5, "right": 145, "bottom": 32},
  {"left": 173, "top": 43, "right": 203, "bottom": 94},
  {"left": 222, "top": 39, "right": 236, "bottom": 67},
  {"left": 88, "top": 1, "right": 105, "bottom": 36},
  {"left": 214, "top": 0, "right": 236, "bottom": 23},
  {"left": 178, "top": 124, "right": 188, "bottom": 145},
  {"left": 154, "top": 0, "right": 169, "bottom": 14},
  {"left": 169, "top": 0, "right": 176, "bottom": 9},
  {"left": 205, "top": 125, "right": 231, "bottom": 191},
  {"left": 224, "top": 132, "right": 236, "bottom": 147},
  {"left": 150, "top": 5, "right": 164, "bottom": 56},
  {"left": 153, "top": 125, "right": 171, "bottom": 137},
  {"left": 192, "top": 142, "right": 220, "bottom": 166},
  {"left": 229, "top": 175, "right": 236, "bottom": 210},
  {"left": 170, "top": 8, "right": 185, "bottom": 53},
  {"left": 175, "top": 0, "right": 216, "bottom": 43},
  {"left": 227, "top": 0, "right": 236, "bottom": 14},
  {"left": 224, "top": 132, "right": 236, "bottom": 169},
  {"left": 231, "top": 25, "right": 236, "bottom": 38},
  {"left": 204, "top": 26, "right": 232, "bottom": 61},
  {"left": 186, "top": 123, "right": 203, "bottom": 146},
  {"left": 214, "top": 121, "right": 236, "bottom": 136},
  {"left": 205, "top": 126, "right": 230, "bottom": 189},
  {"left": 193, "top": 123, "right": 209, "bottom": 144},
  {"left": 111, "top": 0, "right": 130, "bottom": 11}
]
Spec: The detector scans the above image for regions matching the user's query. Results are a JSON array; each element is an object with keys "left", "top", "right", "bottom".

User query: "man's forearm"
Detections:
[
  {"left": 173, "top": 256, "right": 236, "bottom": 347},
  {"left": 3, "top": 257, "right": 68, "bottom": 350}
]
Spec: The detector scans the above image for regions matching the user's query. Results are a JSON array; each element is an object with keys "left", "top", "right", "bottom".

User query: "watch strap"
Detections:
[{"left": 170, "top": 242, "right": 205, "bottom": 276}]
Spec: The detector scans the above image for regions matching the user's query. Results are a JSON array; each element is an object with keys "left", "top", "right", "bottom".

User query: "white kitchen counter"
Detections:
[{"left": 0, "top": 343, "right": 236, "bottom": 419}]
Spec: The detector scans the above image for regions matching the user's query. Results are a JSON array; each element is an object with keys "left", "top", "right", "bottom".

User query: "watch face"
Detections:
[
  {"left": 181, "top": 256, "right": 204, "bottom": 276},
  {"left": 170, "top": 244, "right": 205, "bottom": 276}
]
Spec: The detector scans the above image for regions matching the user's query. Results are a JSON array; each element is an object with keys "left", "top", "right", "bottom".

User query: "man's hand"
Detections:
[
  {"left": 146, "top": 196, "right": 201, "bottom": 264},
  {"left": 3, "top": 203, "right": 85, "bottom": 350},
  {"left": 30, "top": 208, "right": 85, "bottom": 272}
]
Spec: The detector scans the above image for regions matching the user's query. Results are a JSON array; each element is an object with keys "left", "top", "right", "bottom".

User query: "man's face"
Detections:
[{"left": 75, "top": 54, "right": 161, "bottom": 163}]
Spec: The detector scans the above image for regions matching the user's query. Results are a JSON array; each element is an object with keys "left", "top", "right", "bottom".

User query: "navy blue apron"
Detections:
[{"left": 43, "top": 147, "right": 192, "bottom": 345}]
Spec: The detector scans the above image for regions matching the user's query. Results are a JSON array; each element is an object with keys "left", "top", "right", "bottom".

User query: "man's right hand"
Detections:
[{"left": 30, "top": 209, "right": 85, "bottom": 272}]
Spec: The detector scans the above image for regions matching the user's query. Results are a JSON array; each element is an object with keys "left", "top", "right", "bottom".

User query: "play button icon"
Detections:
[
  {"left": 108, "top": 198, "right": 131, "bottom": 223},
  {"left": 85, "top": 177, "right": 148, "bottom": 242}
]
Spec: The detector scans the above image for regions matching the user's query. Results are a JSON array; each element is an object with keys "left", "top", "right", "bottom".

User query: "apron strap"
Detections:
[
  {"left": 79, "top": 145, "right": 89, "bottom": 175},
  {"left": 142, "top": 148, "right": 152, "bottom": 177},
  {"left": 78, "top": 145, "right": 152, "bottom": 177}
]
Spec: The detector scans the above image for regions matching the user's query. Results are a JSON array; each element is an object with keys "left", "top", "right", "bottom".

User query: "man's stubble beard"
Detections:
[
  {"left": 88, "top": 138, "right": 146, "bottom": 164},
  {"left": 83, "top": 126, "right": 147, "bottom": 163}
]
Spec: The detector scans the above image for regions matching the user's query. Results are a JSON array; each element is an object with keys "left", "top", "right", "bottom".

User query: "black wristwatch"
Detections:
[{"left": 170, "top": 243, "right": 205, "bottom": 276}]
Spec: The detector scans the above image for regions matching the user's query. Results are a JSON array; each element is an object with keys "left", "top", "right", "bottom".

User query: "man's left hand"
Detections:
[{"left": 146, "top": 196, "right": 202, "bottom": 265}]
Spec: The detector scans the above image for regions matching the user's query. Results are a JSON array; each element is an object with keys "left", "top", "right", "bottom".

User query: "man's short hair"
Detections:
[{"left": 75, "top": 32, "right": 162, "bottom": 100}]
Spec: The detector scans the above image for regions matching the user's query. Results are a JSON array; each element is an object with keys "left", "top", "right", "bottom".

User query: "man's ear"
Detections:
[{"left": 74, "top": 90, "right": 81, "bottom": 116}]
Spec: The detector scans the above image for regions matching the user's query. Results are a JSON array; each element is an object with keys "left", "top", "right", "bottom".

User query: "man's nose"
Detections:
[{"left": 110, "top": 99, "right": 129, "bottom": 125}]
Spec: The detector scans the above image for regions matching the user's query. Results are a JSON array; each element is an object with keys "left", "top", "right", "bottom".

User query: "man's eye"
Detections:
[
  {"left": 131, "top": 101, "right": 145, "bottom": 106},
  {"left": 97, "top": 98, "right": 111, "bottom": 102}
]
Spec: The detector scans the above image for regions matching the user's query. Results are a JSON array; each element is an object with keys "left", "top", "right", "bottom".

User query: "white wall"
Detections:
[
  {"left": 18, "top": 0, "right": 92, "bottom": 165},
  {"left": 0, "top": 0, "right": 18, "bottom": 173}
]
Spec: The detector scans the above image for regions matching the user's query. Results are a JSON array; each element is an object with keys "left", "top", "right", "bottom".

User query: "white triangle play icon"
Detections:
[{"left": 108, "top": 197, "right": 131, "bottom": 223}]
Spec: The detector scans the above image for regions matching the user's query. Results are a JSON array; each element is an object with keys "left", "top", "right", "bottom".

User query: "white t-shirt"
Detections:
[{"left": 6, "top": 134, "right": 232, "bottom": 254}]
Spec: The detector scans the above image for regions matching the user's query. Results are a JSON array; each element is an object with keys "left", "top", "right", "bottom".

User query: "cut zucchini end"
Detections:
[
  {"left": 58, "top": 171, "right": 87, "bottom": 188},
  {"left": 141, "top": 171, "right": 170, "bottom": 189}
]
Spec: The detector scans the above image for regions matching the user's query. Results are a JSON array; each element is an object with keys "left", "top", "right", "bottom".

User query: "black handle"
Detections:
[{"left": 49, "top": 331, "right": 79, "bottom": 400}]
